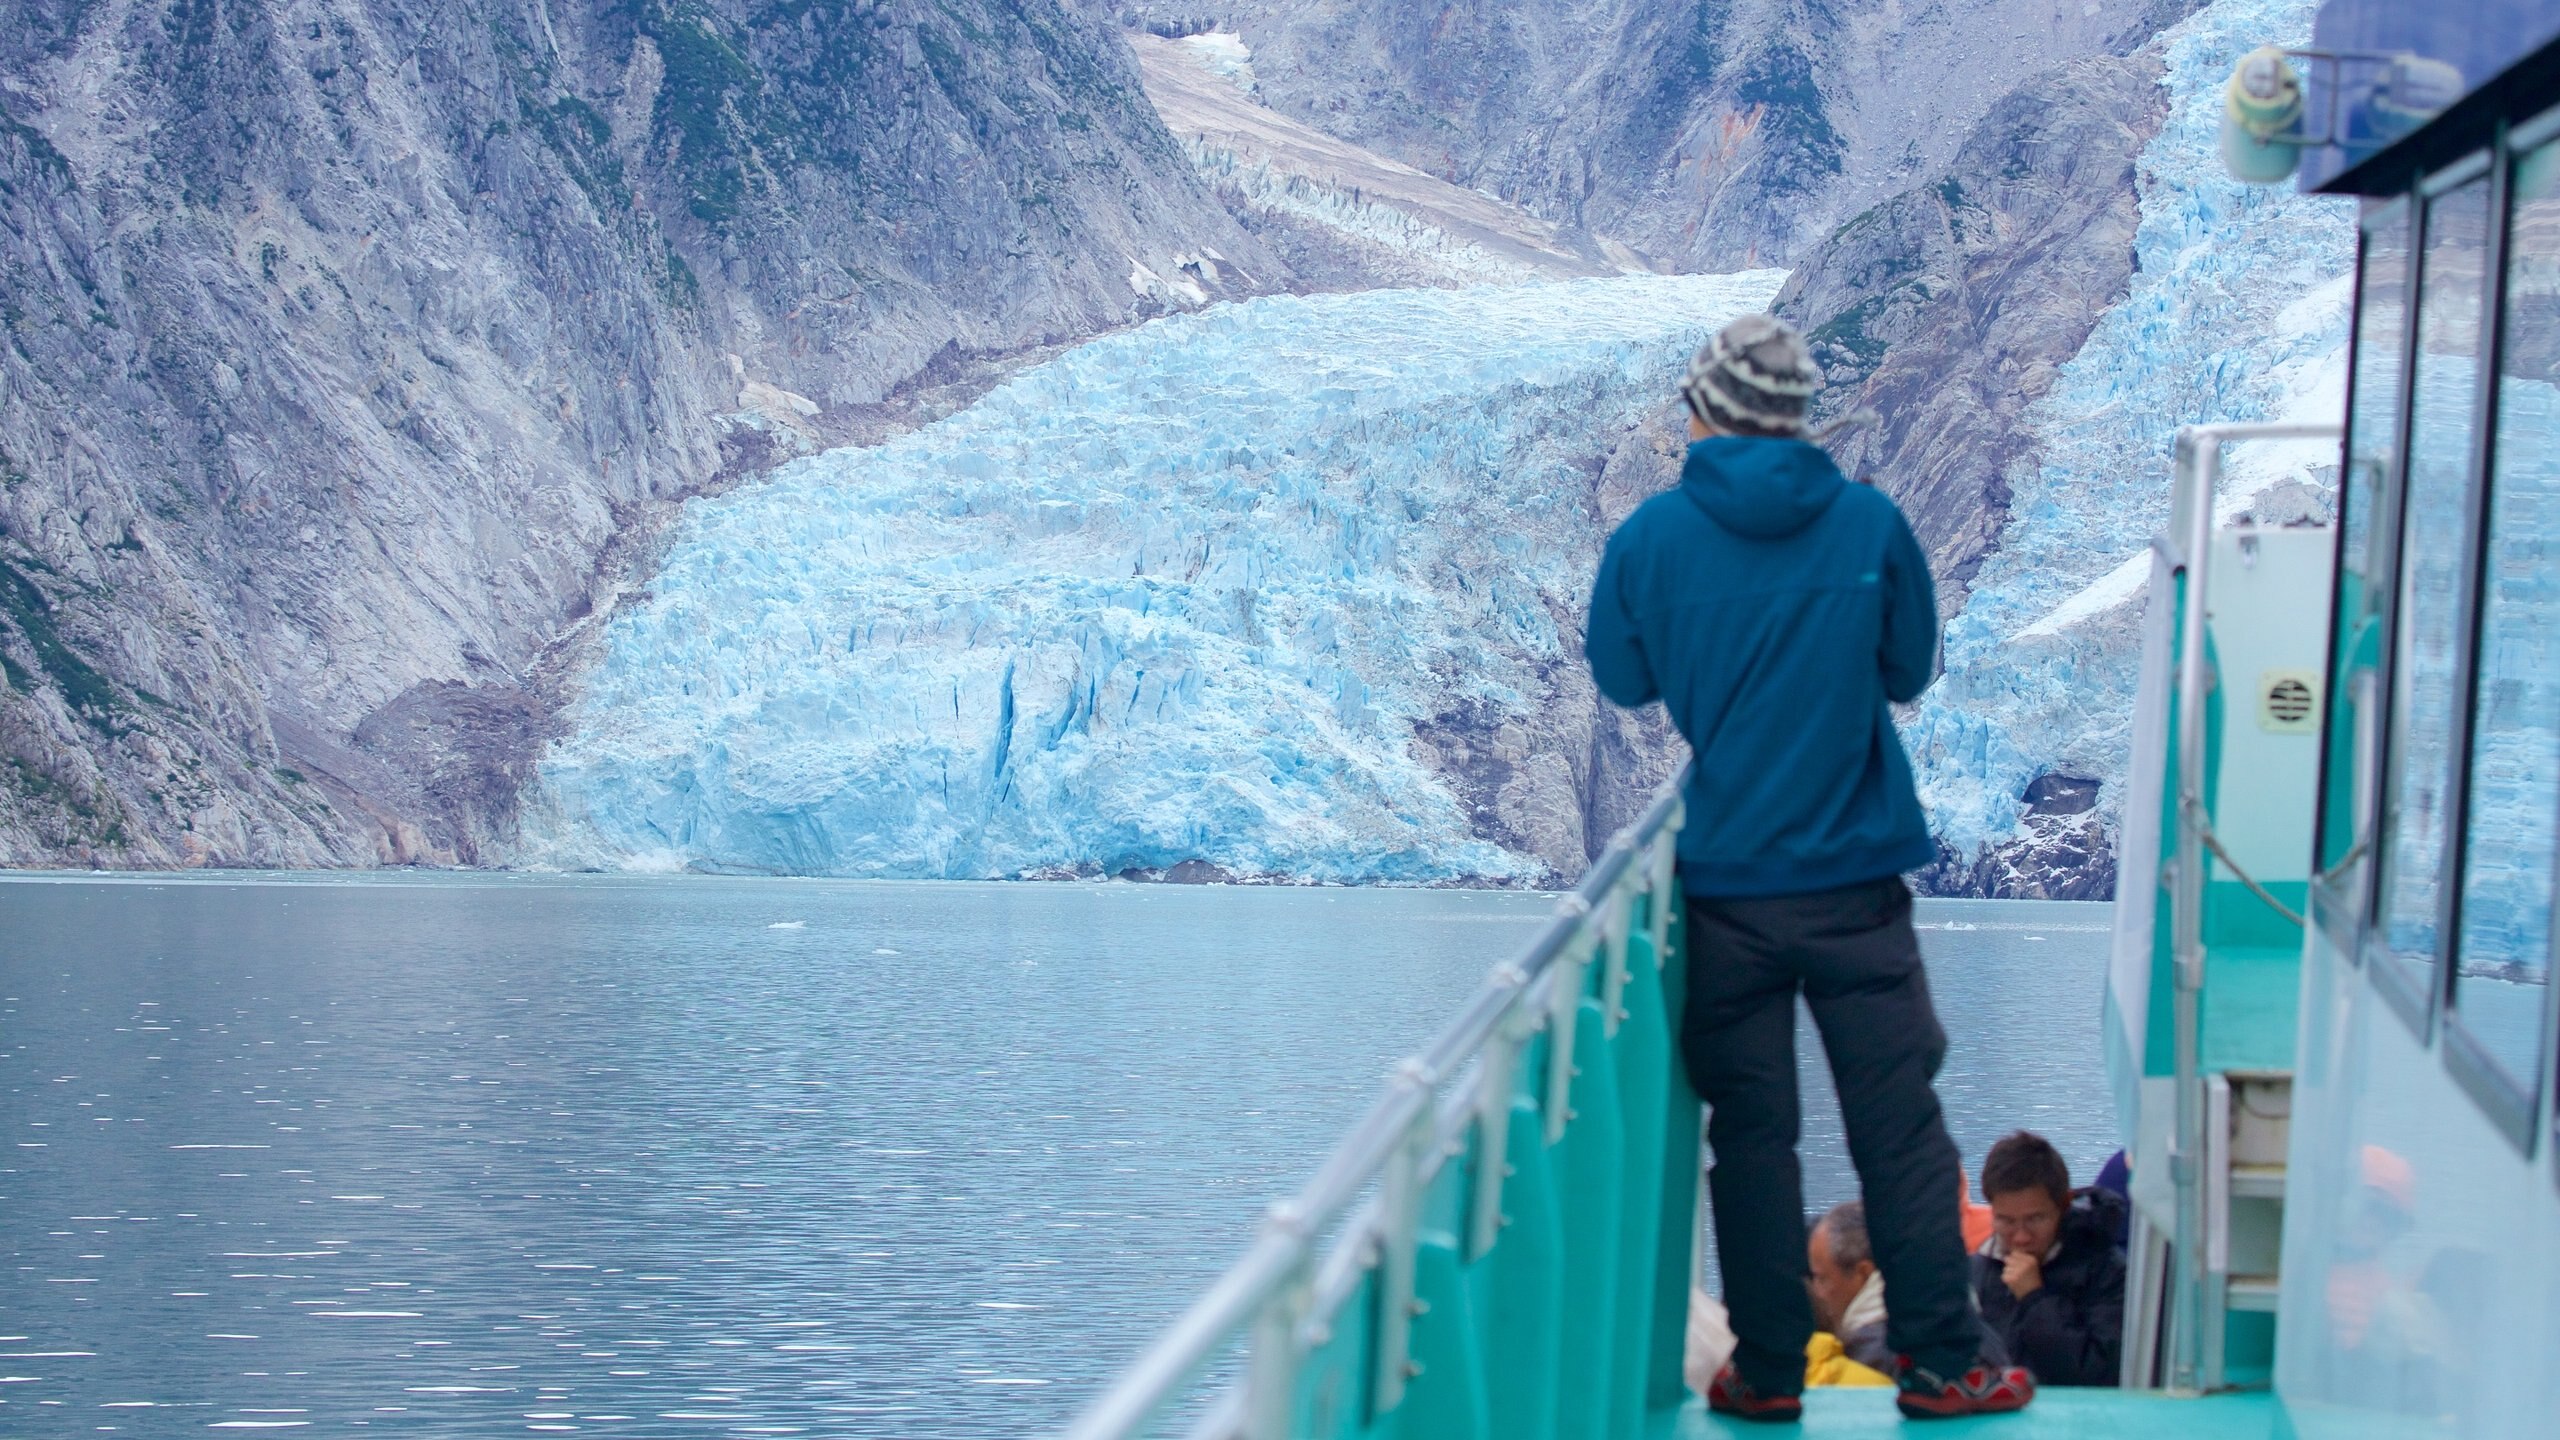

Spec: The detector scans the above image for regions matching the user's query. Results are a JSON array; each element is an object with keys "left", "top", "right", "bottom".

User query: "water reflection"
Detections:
[
  {"left": 2, "top": 876, "right": 2110, "bottom": 1434},
  {"left": 2378, "top": 174, "right": 2493, "bottom": 989},
  {"left": 2450, "top": 133, "right": 2560, "bottom": 1098}
]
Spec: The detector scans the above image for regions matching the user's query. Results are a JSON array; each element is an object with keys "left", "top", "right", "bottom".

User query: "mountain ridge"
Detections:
[{"left": 0, "top": 0, "right": 1275, "bottom": 867}]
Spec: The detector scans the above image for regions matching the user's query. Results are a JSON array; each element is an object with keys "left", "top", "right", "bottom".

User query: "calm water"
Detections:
[{"left": 1, "top": 877, "right": 2112, "bottom": 1436}]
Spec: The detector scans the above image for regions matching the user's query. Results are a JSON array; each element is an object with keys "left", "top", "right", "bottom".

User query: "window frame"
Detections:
[
  {"left": 2314, "top": 196, "right": 2418, "bottom": 966},
  {"left": 2437, "top": 120, "right": 2542, "bottom": 1150},
  {"left": 2524, "top": 102, "right": 2560, "bottom": 1181},
  {"left": 2360, "top": 152, "right": 2498, "bottom": 1041}
]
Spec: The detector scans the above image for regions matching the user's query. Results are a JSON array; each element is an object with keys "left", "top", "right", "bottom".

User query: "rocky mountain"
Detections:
[
  {"left": 1132, "top": 29, "right": 1638, "bottom": 289},
  {"left": 1123, "top": 0, "right": 2205, "bottom": 268},
  {"left": 1773, "top": 49, "right": 2171, "bottom": 609},
  {"left": 3, "top": 0, "right": 2344, "bottom": 895},
  {"left": 0, "top": 0, "right": 1273, "bottom": 867}
]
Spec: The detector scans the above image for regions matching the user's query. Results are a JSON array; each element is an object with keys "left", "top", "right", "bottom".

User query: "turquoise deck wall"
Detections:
[{"left": 1281, "top": 887, "right": 1702, "bottom": 1438}]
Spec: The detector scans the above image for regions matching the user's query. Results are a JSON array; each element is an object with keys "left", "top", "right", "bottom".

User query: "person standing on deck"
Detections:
[{"left": 1583, "top": 314, "right": 2035, "bottom": 1422}]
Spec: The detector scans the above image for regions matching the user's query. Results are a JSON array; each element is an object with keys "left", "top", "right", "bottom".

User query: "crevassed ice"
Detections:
[
  {"left": 528, "top": 273, "right": 1785, "bottom": 880},
  {"left": 1904, "top": 0, "right": 2356, "bottom": 864}
]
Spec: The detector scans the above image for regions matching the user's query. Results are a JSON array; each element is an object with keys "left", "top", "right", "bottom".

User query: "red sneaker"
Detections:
[
  {"left": 1706, "top": 1364, "right": 1804, "bottom": 1423},
  {"left": 1892, "top": 1356, "right": 2035, "bottom": 1418}
]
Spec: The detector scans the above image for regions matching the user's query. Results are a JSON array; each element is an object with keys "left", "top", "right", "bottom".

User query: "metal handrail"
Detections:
[
  {"left": 2163, "top": 421, "right": 2340, "bottom": 1394},
  {"left": 1062, "top": 765, "right": 1694, "bottom": 1440}
]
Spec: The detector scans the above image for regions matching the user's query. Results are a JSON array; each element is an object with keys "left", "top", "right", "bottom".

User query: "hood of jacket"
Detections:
[
  {"left": 1679, "top": 436, "right": 1848, "bottom": 539},
  {"left": 2062, "top": 1185, "right": 2129, "bottom": 1256}
]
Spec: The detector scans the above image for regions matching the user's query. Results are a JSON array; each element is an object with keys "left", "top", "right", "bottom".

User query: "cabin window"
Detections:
[
  {"left": 2321, "top": 200, "right": 2413, "bottom": 912},
  {"left": 2374, "top": 168, "right": 2494, "bottom": 1005},
  {"left": 2449, "top": 133, "right": 2560, "bottom": 1115}
]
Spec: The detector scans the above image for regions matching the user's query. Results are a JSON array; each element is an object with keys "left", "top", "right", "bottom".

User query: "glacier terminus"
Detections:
[{"left": 527, "top": 274, "right": 1785, "bottom": 882}]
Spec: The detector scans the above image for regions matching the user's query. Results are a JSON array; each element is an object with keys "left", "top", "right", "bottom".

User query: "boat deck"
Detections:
[{"left": 1660, "top": 1388, "right": 2278, "bottom": 1438}]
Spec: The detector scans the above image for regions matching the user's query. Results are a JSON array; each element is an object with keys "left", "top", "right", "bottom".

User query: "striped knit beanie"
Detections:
[{"left": 1680, "top": 314, "right": 1821, "bottom": 437}]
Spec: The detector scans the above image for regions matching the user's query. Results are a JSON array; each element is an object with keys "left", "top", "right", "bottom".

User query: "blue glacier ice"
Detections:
[
  {"left": 1903, "top": 0, "right": 2358, "bottom": 867},
  {"left": 531, "top": 0, "right": 2355, "bottom": 888},
  {"left": 527, "top": 274, "right": 1784, "bottom": 880}
]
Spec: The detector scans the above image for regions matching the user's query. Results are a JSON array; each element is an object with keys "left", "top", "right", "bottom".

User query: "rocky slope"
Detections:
[
  {"left": 1893, "top": 0, "right": 2351, "bottom": 900},
  {"left": 1488, "top": 41, "right": 2177, "bottom": 898},
  {"left": 1773, "top": 50, "right": 2171, "bottom": 610},
  {"left": 1133, "top": 30, "right": 1636, "bottom": 288},
  {"left": 0, "top": 0, "right": 1273, "bottom": 867},
  {"left": 1124, "top": 0, "right": 2204, "bottom": 268}
]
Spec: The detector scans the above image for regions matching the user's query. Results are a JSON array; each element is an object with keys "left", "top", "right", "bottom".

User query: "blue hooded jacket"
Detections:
[{"left": 1586, "top": 436, "right": 1938, "bottom": 897}]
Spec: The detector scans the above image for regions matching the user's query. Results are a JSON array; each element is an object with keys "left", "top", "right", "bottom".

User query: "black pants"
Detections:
[{"left": 1683, "top": 876, "right": 1978, "bottom": 1391}]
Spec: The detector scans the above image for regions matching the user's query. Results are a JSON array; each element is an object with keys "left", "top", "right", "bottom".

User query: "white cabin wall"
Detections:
[
  {"left": 2276, "top": 916, "right": 2560, "bottom": 1437},
  {"left": 2205, "top": 528, "right": 2335, "bottom": 883}
]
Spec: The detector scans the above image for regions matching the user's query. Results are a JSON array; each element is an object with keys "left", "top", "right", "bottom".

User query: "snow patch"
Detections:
[
  {"left": 1128, "top": 260, "right": 1210, "bottom": 309},
  {"left": 1174, "top": 32, "right": 1258, "bottom": 94}
]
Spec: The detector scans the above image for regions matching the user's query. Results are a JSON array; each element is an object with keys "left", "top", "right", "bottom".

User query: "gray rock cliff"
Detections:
[
  {"left": 1126, "top": 0, "right": 2201, "bottom": 267},
  {"left": 0, "top": 0, "right": 1273, "bottom": 867},
  {"left": 1775, "top": 48, "right": 2171, "bottom": 608}
]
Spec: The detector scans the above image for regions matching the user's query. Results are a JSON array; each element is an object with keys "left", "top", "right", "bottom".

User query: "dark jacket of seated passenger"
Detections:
[{"left": 1971, "top": 1186, "right": 2127, "bottom": 1387}]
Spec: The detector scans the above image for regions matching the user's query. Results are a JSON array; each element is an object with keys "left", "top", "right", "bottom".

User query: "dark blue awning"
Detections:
[{"left": 2301, "top": 0, "right": 2560, "bottom": 191}]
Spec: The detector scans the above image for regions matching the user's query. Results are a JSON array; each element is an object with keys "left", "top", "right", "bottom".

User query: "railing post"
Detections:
[
  {"left": 1243, "top": 1207, "right": 1314, "bottom": 1440},
  {"left": 1598, "top": 881, "right": 1633, "bottom": 1038},
  {"left": 1646, "top": 817, "right": 1680, "bottom": 967},
  {"left": 1606, "top": 870, "right": 1677, "bottom": 1437},
  {"left": 2169, "top": 429, "right": 2218, "bottom": 1395},
  {"left": 1543, "top": 899, "right": 1593, "bottom": 1145},
  {"left": 1638, "top": 825, "right": 1700, "bottom": 1410},
  {"left": 1479, "top": 1091, "right": 1564, "bottom": 1440},
  {"left": 1550, "top": 982, "right": 1626, "bottom": 1438},
  {"left": 1368, "top": 1063, "right": 1438, "bottom": 1418},
  {"left": 1468, "top": 973, "right": 1534, "bottom": 1263}
]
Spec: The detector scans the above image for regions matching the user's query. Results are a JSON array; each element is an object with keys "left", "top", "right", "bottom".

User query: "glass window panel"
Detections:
[
  {"left": 2451, "top": 138, "right": 2560, "bottom": 1095},
  {"left": 2322, "top": 205, "right": 2412, "bottom": 899},
  {"left": 2376, "top": 173, "right": 2493, "bottom": 991}
]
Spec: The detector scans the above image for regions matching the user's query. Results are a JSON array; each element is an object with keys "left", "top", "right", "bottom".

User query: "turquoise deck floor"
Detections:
[{"left": 1657, "top": 1388, "right": 2279, "bottom": 1439}]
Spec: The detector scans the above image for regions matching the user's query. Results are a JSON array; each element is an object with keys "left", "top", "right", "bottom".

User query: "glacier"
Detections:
[
  {"left": 1903, "top": 0, "right": 2358, "bottom": 867},
  {"left": 529, "top": 0, "right": 2362, "bottom": 889},
  {"left": 525, "top": 274, "right": 1783, "bottom": 880}
]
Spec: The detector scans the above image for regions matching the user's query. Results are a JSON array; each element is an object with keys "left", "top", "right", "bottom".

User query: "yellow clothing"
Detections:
[{"left": 1804, "top": 1331, "right": 1892, "bottom": 1388}]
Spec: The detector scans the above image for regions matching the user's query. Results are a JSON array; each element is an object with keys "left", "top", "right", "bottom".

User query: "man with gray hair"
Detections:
[
  {"left": 1586, "top": 314, "right": 2032, "bottom": 1421},
  {"left": 1810, "top": 1201, "right": 1891, "bottom": 1373}
]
